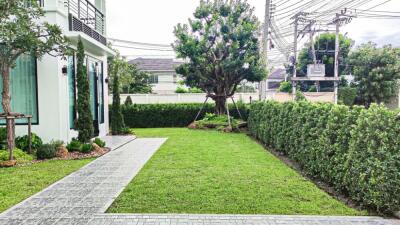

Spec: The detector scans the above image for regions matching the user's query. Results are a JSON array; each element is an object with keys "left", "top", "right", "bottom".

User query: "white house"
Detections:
[
  {"left": 129, "top": 58, "right": 184, "bottom": 94},
  {"left": 2, "top": 0, "right": 115, "bottom": 143}
]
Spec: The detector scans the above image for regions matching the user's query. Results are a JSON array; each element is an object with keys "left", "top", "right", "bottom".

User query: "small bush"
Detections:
[
  {"left": 295, "top": 91, "right": 306, "bottom": 101},
  {"left": 66, "top": 139, "right": 82, "bottom": 152},
  {"left": 124, "top": 96, "right": 133, "bottom": 106},
  {"left": 50, "top": 140, "right": 64, "bottom": 148},
  {"left": 339, "top": 87, "right": 357, "bottom": 106},
  {"left": 195, "top": 113, "right": 244, "bottom": 131},
  {"left": 36, "top": 144, "right": 57, "bottom": 160},
  {"left": 94, "top": 138, "right": 106, "bottom": 148},
  {"left": 0, "top": 148, "right": 34, "bottom": 163},
  {"left": 175, "top": 86, "right": 188, "bottom": 93},
  {"left": 116, "top": 103, "right": 249, "bottom": 128},
  {"left": 15, "top": 133, "right": 43, "bottom": 152},
  {"left": 80, "top": 143, "right": 93, "bottom": 153},
  {"left": 278, "top": 81, "right": 292, "bottom": 93},
  {"left": 189, "top": 87, "right": 203, "bottom": 93}
]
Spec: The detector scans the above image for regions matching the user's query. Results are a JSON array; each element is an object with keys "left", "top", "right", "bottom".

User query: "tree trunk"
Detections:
[
  {"left": 1, "top": 66, "right": 15, "bottom": 161},
  {"left": 214, "top": 95, "right": 227, "bottom": 115}
]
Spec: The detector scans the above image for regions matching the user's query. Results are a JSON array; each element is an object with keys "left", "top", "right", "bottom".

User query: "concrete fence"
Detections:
[{"left": 109, "top": 92, "right": 335, "bottom": 104}]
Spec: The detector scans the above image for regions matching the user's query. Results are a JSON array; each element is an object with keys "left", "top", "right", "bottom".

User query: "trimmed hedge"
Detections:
[
  {"left": 248, "top": 101, "right": 400, "bottom": 214},
  {"left": 116, "top": 103, "right": 249, "bottom": 128}
]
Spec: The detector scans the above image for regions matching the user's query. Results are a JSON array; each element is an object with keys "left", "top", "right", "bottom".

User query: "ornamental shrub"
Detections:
[
  {"left": 66, "top": 139, "right": 82, "bottom": 152},
  {"left": 339, "top": 87, "right": 357, "bottom": 106},
  {"left": 80, "top": 143, "right": 93, "bottom": 153},
  {"left": 0, "top": 148, "right": 33, "bottom": 163},
  {"left": 36, "top": 144, "right": 57, "bottom": 160},
  {"left": 15, "top": 133, "right": 43, "bottom": 153},
  {"left": 115, "top": 103, "right": 249, "bottom": 128},
  {"left": 248, "top": 101, "right": 400, "bottom": 214},
  {"left": 94, "top": 138, "right": 106, "bottom": 148}
]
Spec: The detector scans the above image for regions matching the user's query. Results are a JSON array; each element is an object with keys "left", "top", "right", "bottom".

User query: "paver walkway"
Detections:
[
  {"left": 0, "top": 138, "right": 167, "bottom": 225},
  {"left": 1, "top": 137, "right": 399, "bottom": 225}
]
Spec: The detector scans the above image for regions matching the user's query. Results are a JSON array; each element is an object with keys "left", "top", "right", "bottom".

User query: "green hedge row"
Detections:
[
  {"left": 248, "top": 101, "right": 400, "bottom": 214},
  {"left": 117, "top": 103, "right": 249, "bottom": 128}
]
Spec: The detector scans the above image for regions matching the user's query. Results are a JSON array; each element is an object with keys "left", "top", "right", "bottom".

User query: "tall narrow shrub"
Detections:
[
  {"left": 75, "top": 39, "right": 93, "bottom": 142},
  {"left": 110, "top": 59, "right": 125, "bottom": 134}
]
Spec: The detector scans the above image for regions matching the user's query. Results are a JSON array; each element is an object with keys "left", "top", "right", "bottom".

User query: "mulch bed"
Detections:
[{"left": 0, "top": 147, "right": 111, "bottom": 168}]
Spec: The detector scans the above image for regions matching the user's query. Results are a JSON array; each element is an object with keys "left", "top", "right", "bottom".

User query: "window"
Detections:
[
  {"left": 148, "top": 74, "right": 159, "bottom": 84},
  {"left": 67, "top": 56, "right": 76, "bottom": 129},
  {"left": 0, "top": 54, "right": 38, "bottom": 124}
]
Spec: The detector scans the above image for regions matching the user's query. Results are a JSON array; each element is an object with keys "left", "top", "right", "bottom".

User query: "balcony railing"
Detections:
[{"left": 65, "top": 0, "right": 107, "bottom": 46}]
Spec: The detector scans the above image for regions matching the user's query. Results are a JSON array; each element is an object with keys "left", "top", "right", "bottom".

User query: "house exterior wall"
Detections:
[
  {"left": 14, "top": 0, "right": 111, "bottom": 143},
  {"left": 150, "top": 71, "right": 184, "bottom": 94}
]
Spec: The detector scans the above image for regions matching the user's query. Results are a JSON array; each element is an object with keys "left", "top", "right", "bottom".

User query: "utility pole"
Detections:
[
  {"left": 291, "top": 13, "right": 300, "bottom": 98},
  {"left": 260, "top": 0, "right": 271, "bottom": 100},
  {"left": 334, "top": 13, "right": 340, "bottom": 104},
  {"left": 331, "top": 9, "right": 355, "bottom": 104}
]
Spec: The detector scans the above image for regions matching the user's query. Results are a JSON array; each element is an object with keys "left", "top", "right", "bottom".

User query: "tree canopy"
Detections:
[
  {"left": 173, "top": 0, "right": 267, "bottom": 114},
  {"left": 0, "top": 0, "right": 68, "bottom": 159},
  {"left": 348, "top": 42, "right": 400, "bottom": 107}
]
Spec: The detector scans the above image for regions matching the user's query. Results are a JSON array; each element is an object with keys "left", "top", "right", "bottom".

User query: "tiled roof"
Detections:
[
  {"left": 129, "top": 58, "right": 183, "bottom": 71},
  {"left": 268, "top": 68, "right": 287, "bottom": 80}
]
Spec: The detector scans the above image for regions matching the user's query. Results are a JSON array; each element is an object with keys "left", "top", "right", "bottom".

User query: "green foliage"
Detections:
[
  {"left": 116, "top": 61, "right": 152, "bottom": 94},
  {"left": 109, "top": 56, "right": 126, "bottom": 135},
  {"left": 80, "top": 143, "right": 93, "bottom": 153},
  {"left": 348, "top": 42, "right": 400, "bottom": 106},
  {"left": 93, "top": 138, "right": 106, "bottom": 148},
  {"left": 15, "top": 133, "right": 43, "bottom": 152},
  {"left": 116, "top": 103, "right": 249, "bottom": 128},
  {"left": 49, "top": 140, "right": 64, "bottom": 148},
  {"left": 339, "top": 87, "right": 357, "bottom": 106},
  {"left": 278, "top": 81, "right": 292, "bottom": 93},
  {"left": 173, "top": 0, "right": 267, "bottom": 114},
  {"left": 175, "top": 86, "right": 188, "bottom": 93},
  {"left": 295, "top": 91, "right": 306, "bottom": 101},
  {"left": 248, "top": 101, "right": 400, "bottom": 214},
  {"left": 36, "top": 144, "right": 57, "bottom": 160},
  {"left": 124, "top": 96, "right": 133, "bottom": 106},
  {"left": 75, "top": 39, "right": 94, "bottom": 142},
  {"left": 0, "top": 127, "right": 6, "bottom": 149},
  {"left": 195, "top": 113, "right": 243, "bottom": 131},
  {"left": 189, "top": 87, "right": 203, "bottom": 93},
  {"left": 66, "top": 139, "right": 82, "bottom": 152},
  {"left": 297, "top": 33, "right": 353, "bottom": 76},
  {"left": 0, "top": 149, "right": 33, "bottom": 163},
  {"left": 308, "top": 85, "right": 317, "bottom": 92}
]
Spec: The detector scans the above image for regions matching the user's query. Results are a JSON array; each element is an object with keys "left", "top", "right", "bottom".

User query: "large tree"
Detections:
[
  {"left": 348, "top": 42, "right": 400, "bottom": 107},
  {"left": 173, "top": 0, "right": 266, "bottom": 115},
  {"left": 120, "top": 63, "right": 152, "bottom": 94},
  {"left": 0, "top": 0, "right": 68, "bottom": 160}
]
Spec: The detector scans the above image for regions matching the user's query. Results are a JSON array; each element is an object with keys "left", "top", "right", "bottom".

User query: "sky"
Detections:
[{"left": 106, "top": 0, "right": 400, "bottom": 58}]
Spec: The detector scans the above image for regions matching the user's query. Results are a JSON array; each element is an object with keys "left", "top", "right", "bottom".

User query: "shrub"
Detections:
[
  {"left": 36, "top": 144, "right": 57, "bottom": 160},
  {"left": 278, "top": 81, "right": 292, "bottom": 93},
  {"left": 115, "top": 103, "right": 249, "bottom": 128},
  {"left": 124, "top": 96, "right": 133, "bottom": 106},
  {"left": 0, "top": 148, "right": 34, "bottom": 163},
  {"left": 0, "top": 127, "right": 6, "bottom": 149},
  {"left": 189, "top": 87, "right": 203, "bottom": 93},
  {"left": 66, "top": 139, "right": 82, "bottom": 152},
  {"left": 50, "top": 140, "right": 64, "bottom": 148},
  {"left": 94, "top": 138, "right": 106, "bottom": 148},
  {"left": 248, "top": 101, "right": 400, "bottom": 214},
  {"left": 295, "top": 91, "right": 306, "bottom": 101},
  {"left": 175, "top": 86, "right": 188, "bottom": 93},
  {"left": 15, "top": 133, "right": 43, "bottom": 153},
  {"left": 80, "top": 143, "right": 93, "bottom": 153},
  {"left": 339, "top": 87, "right": 357, "bottom": 106},
  {"left": 195, "top": 113, "right": 244, "bottom": 131}
]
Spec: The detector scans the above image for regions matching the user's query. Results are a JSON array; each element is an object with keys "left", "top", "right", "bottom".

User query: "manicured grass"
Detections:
[
  {"left": 0, "top": 159, "right": 94, "bottom": 213},
  {"left": 108, "top": 128, "right": 366, "bottom": 215}
]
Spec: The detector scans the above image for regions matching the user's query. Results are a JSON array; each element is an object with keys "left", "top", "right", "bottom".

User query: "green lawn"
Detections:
[
  {"left": 0, "top": 159, "right": 93, "bottom": 213},
  {"left": 108, "top": 128, "right": 366, "bottom": 215}
]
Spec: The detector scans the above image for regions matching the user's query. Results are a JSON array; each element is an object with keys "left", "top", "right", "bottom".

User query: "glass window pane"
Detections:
[
  {"left": 0, "top": 54, "right": 38, "bottom": 124},
  {"left": 68, "top": 56, "right": 76, "bottom": 129}
]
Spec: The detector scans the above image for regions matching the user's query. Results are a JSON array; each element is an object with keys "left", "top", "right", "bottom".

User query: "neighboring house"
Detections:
[
  {"left": 1, "top": 0, "right": 115, "bottom": 143},
  {"left": 266, "top": 68, "right": 287, "bottom": 91},
  {"left": 129, "top": 58, "right": 184, "bottom": 94}
]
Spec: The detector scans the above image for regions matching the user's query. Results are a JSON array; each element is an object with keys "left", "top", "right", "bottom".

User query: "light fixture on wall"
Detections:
[{"left": 62, "top": 65, "right": 68, "bottom": 76}]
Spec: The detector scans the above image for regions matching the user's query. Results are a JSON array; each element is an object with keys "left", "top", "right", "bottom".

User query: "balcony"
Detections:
[{"left": 65, "top": 0, "right": 107, "bottom": 46}]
